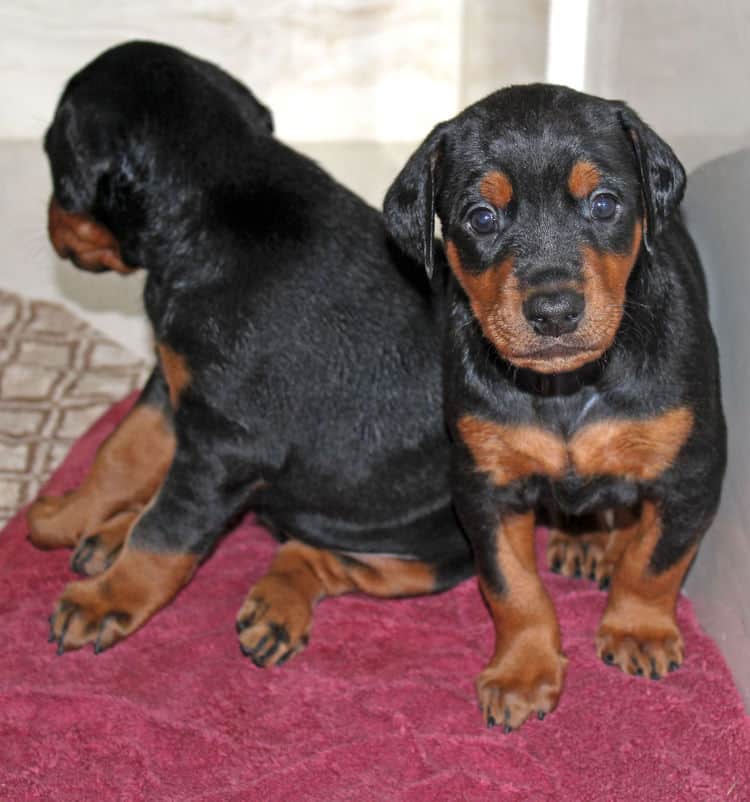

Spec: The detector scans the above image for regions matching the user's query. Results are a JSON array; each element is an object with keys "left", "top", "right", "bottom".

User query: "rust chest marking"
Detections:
[{"left": 458, "top": 407, "right": 694, "bottom": 486}]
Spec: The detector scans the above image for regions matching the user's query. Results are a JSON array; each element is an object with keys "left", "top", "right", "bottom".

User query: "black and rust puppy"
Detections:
[
  {"left": 384, "top": 84, "right": 726, "bottom": 730},
  {"left": 29, "top": 41, "right": 473, "bottom": 662}
]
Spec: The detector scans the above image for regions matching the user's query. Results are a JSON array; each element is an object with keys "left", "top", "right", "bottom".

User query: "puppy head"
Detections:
[
  {"left": 384, "top": 84, "right": 685, "bottom": 374},
  {"left": 44, "top": 40, "right": 275, "bottom": 274},
  {"left": 44, "top": 84, "right": 140, "bottom": 275}
]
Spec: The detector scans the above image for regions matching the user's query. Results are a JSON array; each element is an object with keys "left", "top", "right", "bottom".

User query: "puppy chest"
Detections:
[{"left": 457, "top": 407, "right": 694, "bottom": 488}]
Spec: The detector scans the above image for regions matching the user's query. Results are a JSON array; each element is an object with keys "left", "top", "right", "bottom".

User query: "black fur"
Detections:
[
  {"left": 385, "top": 83, "right": 725, "bottom": 575},
  {"left": 43, "top": 43, "right": 472, "bottom": 603},
  {"left": 385, "top": 84, "right": 727, "bottom": 721}
]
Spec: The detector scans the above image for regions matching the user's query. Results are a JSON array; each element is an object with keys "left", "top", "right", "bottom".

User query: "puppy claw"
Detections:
[
  {"left": 596, "top": 622, "right": 684, "bottom": 679},
  {"left": 69, "top": 511, "right": 136, "bottom": 577}
]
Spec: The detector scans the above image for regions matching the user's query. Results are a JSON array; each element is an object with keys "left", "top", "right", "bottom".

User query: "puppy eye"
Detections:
[
  {"left": 590, "top": 193, "right": 618, "bottom": 221},
  {"left": 467, "top": 206, "right": 498, "bottom": 235}
]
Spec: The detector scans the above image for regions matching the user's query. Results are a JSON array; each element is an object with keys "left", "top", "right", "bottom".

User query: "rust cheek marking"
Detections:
[
  {"left": 568, "top": 160, "right": 601, "bottom": 199},
  {"left": 458, "top": 415, "right": 567, "bottom": 485},
  {"left": 479, "top": 170, "right": 513, "bottom": 209},
  {"left": 157, "top": 344, "right": 191, "bottom": 408},
  {"left": 581, "top": 220, "right": 643, "bottom": 349},
  {"left": 445, "top": 240, "right": 514, "bottom": 309},
  {"left": 444, "top": 240, "right": 522, "bottom": 356},
  {"left": 570, "top": 407, "right": 694, "bottom": 480},
  {"left": 587, "top": 220, "right": 643, "bottom": 298}
]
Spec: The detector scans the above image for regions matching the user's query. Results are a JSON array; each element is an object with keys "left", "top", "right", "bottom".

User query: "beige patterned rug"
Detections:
[{"left": 0, "top": 290, "right": 150, "bottom": 524}]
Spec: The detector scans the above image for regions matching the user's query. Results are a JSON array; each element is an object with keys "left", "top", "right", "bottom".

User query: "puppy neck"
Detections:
[{"left": 499, "top": 356, "right": 604, "bottom": 398}]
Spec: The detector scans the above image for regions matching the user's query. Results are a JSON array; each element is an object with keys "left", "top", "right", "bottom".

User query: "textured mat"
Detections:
[
  {"left": 0, "top": 290, "right": 148, "bottom": 524},
  {"left": 1, "top": 394, "right": 749, "bottom": 802}
]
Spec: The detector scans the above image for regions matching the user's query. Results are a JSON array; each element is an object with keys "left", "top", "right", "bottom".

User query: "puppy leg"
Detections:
[
  {"left": 475, "top": 511, "right": 567, "bottom": 731},
  {"left": 28, "top": 368, "right": 175, "bottom": 575},
  {"left": 596, "top": 500, "right": 696, "bottom": 678},
  {"left": 48, "top": 400, "right": 270, "bottom": 653},
  {"left": 237, "top": 543, "right": 441, "bottom": 667}
]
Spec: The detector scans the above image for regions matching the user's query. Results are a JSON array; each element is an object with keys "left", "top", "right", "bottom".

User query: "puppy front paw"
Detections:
[
  {"left": 476, "top": 635, "right": 568, "bottom": 731},
  {"left": 49, "top": 546, "right": 196, "bottom": 654},
  {"left": 597, "top": 615, "right": 683, "bottom": 679}
]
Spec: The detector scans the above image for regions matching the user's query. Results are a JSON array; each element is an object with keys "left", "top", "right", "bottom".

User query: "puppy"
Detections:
[
  {"left": 384, "top": 84, "right": 726, "bottom": 731},
  {"left": 29, "top": 41, "right": 473, "bottom": 665}
]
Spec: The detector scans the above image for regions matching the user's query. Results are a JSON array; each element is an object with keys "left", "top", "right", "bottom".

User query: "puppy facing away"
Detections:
[
  {"left": 29, "top": 41, "right": 473, "bottom": 666},
  {"left": 385, "top": 84, "right": 726, "bottom": 731}
]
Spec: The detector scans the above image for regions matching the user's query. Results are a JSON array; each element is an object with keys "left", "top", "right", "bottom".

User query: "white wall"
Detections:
[
  {"left": 0, "top": 0, "right": 464, "bottom": 142},
  {"left": 585, "top": 0, "right": 750, "bottom": 169},
  {"left": 0, "top": 1, "right": 556, "bottom": 143}
]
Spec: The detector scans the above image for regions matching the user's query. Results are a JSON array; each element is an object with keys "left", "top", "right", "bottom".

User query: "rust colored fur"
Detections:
[
  {"left": 480, "top": 170, "right": 513, "bottom": 209},
  {"left": 567, "top": 160, "right": 601, "bottom": 199},
  {"left": 236, "top": 540, "right": 437, "bottom": 666},
  {"left": 458, "top": 406, "right": 694, "bottom": 484}
]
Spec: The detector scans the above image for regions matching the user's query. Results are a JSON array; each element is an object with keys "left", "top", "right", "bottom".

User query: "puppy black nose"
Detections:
[{"left": 523, "top": 291, "right": 585, "bottom": 337}]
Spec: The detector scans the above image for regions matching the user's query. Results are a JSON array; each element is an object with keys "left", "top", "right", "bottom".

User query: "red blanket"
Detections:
[{"left": 1, "top": 394, "right": 748, "bottom": 801}]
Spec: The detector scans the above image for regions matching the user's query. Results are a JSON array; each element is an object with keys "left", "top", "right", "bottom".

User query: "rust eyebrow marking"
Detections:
[
  {"left": 570, "top": 407, "right": 694, "bottom": 481},
  {"left": 480, "top": 170, "right": 513, "bottom": 209},
  {"left": 568, "top": 160, "right": 601, "bottom": 199},
  {"left": 458, "top": 416, "right": 567, "bottom": 485},
  {"left": 157, "top": 344, "right": 191, "bottom": 408}
]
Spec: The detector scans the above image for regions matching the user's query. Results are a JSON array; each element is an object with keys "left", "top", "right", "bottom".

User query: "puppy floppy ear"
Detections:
[
  {"left": 616, "top": 104, "right": 686, "bottom": 254},
  {"left": 383, "top": 122, "right": 448, "bottom": 278}
]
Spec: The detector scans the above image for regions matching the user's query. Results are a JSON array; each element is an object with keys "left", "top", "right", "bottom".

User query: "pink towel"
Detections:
[{"left": 1, "top": 394, "right": 748, "bottom": 801}]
